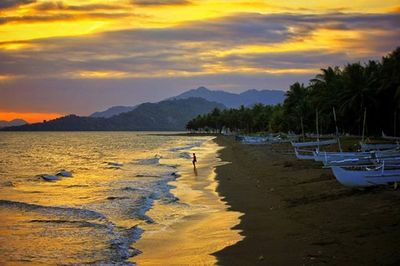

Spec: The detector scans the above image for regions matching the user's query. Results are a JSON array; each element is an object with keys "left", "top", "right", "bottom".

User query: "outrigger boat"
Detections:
[
  {"left": 331, "top": 163, "right": 400, "bottom": 187},
  {"left": 294, "top": 148, "right": 316, "bottom": 160},
  {"left": 316, "top": 149, "right": 400, "bottom": 166},
  {"left": 360, "top": 142, "right": 399, "bottom": 152},
  {"left": 382, "top": 131, "right": 400, "bottom": 141},
  {"left": 238, "top": 133, "right": 299, "bottom": 145},
  {"left": 291, "top": 138, "right": 337, "bottom": 148},
  {"left": 323, "top": 153, "right": 400, "bottom": 167},
  {"left": 292, "top": 139, "right": 337, "bottom": 160}
]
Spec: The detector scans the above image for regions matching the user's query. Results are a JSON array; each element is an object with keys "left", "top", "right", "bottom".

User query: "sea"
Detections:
[{"left": 0, "top": 132, "right": 242, "bottom": 265}]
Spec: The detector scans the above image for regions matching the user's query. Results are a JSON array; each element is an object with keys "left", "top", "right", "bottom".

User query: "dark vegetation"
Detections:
[{"left": 187, "top": 48, "right": 400, "bottom": 136}]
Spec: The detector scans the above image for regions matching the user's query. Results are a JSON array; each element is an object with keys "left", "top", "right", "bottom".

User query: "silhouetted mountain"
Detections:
[
  {"left": 2, "top": 98, "right": 224, "bottom": 131},
  {"left": 90, "top": 106, "right": 136, "bottom": 118},
  {"left": 89, "top": 87, "right": 284, "bottom": 118},
  {"left": 171, "top": 86, "right": 285, "bottom": 107},
  {"left": 0, "top": 119, "right": 27, "bottom": 129}
]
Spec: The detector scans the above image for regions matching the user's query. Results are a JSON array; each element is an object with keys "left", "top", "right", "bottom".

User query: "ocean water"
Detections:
[{"left": 0, "top": 132, "right": 242, "bottom": 265}]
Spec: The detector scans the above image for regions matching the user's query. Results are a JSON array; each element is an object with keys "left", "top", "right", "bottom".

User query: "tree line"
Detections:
[{"left": 186, "top": 47, "right": 400, "bottom": 136}]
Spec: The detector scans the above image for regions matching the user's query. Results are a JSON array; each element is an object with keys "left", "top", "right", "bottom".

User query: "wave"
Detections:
[
  {"left": 2, "top": 181, "right": 15, "bottom": 187},
  {"left": 0, "top": 199, "right": 143, "bottom": 264},
  {"left": 110, "top": 225, "right": 143, "bottom": 263},
  {"left": 168, "top": 141, "right": 205, "bottom": 152},
  {"left": 135, "top": 157, "right": 160, "bottom": 165},
  {"left": 29, "top": 219, "right": 110, "bottom": 229},
  {"left": 66, "top": 184, "right": 89, "bottom": 188},
  {"left": 0, "top": 199, "right": 107, "bottom": 221},
  {"left": 135, "top": 174, "right": 160, "bottom": 178},
  {"left": 35, "top": 169, "right": 73, "bottom": 182},
  {"left": 105, "top": 162, "right": 124, "bottom": 169},
  {"left": 179, "top": 152, "right": 192, "bottom": 159}
]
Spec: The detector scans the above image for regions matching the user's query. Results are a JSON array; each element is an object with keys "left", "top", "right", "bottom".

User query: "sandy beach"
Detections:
[
  {"left": 133, "top": 139, "right": 243, "bottom": 265},
  {"left": 214, "top": 136, "right": 400, "bottom": 265}
]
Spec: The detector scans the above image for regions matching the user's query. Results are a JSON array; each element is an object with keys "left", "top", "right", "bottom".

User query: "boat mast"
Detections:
[
  {"left": 333, "top": 107, "right": 342, "bottom": 152},
  {"left": 394, "top": 110, "right": 397, "bottom": 137},
  {"left": 362, "top": 108, "right": 367, "bottom": 143},
  {"left": 316, "top": 109, "right": 320, "bottom": 151}
]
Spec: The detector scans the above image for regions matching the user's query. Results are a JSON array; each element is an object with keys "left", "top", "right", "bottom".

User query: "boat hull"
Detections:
[{"left": 331, "top": 166, "right": 400, "bottom": 187}]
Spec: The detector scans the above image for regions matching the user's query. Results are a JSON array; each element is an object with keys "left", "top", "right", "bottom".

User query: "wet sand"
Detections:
[
  {"left": 214, "top": 136, "right": 400, "bottom": 265},
  {"left": 133, "top": 139, "right": 243, "bottom": 265}
]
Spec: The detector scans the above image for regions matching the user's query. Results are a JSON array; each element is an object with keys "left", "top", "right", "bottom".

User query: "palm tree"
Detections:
[{"left": 338, "top": 63, "right": 377, "bottom": 135}]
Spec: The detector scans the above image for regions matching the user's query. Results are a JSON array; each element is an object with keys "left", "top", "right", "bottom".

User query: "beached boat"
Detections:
[
  {"left": 237, "top": 135, "right": 268, "bottom": 144},
  {"left": 237, "top": 133, "right": 297, "bottom": 145},
  {"left": 382, "top": 131, "right": 400, "bottom": 141},
  {"left": 314, "top": 150, "right": 370, "bottom": 163},
  {"left": 323, "top": 154, "right": 400, "bottom": 167},
  {"left": 360, "top": 142, "right": 399, "bottom": 152},
  {"left": 331, "top": 164, "right": 400, "bottom": 187},
  {"left": 294, "top": 148, "right": 316, "bottom": 160},
  {"left": 316, "top": 149, "right": 400, "bottom": 165},
  {"left": 291, "top": 138, "right": 337, "bottom": 148}
]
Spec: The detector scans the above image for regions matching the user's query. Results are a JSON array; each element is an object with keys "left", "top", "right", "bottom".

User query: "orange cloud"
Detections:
[{"left": 0, "top": 111, "right": 63, "bottom": 123}]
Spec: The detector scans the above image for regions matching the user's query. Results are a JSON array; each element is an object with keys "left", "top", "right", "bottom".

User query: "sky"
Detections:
[{"left": 0, "top": 0, "right": 399, "bottom": 122}]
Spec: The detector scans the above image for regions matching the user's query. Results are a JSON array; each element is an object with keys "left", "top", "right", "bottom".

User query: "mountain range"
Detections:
[
  {"left": 90, "top": 87, "right": 285, "bottom": 118},
  {"left": 0, "top": 119, "right": 27, "bottom": 129},
  {"left": 90, "top": 106, "right": 137, "bottom": 118},
  {"left": 2, "top": 98, "right": 224, "bottom": 131},
  {"left": 2, "top": 87, "right": 285, "bottom": 131},
  {"left": 171, "top": 86, "right": 285, "bottom": 108}
]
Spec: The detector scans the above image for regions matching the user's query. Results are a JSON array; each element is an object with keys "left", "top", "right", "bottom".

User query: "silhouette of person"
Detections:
[{"left": 192, "top": 153, "right": 197, "bottom": 167}]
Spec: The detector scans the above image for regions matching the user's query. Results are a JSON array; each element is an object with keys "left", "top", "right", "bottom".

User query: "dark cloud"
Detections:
[
  {"left": 0, "top": 12, "right": 132, "bottom": 25},
  {"left": 0, "top": 0, "right": 35, "bottom": 9},
  {"left": 0, "top": 11, "right": 399, "bottom": 114},
  {"left": 1, "top": 12, "right": 399, "bottom": 76},
  {"left": 131, "top": 0, "right": 191, "bottom": 6},
  {"left": 221, "top": 51, "right": 351, "bottom": 70},
  {"left": 34, "top": 1, "right": 124, "bottom": 11}
]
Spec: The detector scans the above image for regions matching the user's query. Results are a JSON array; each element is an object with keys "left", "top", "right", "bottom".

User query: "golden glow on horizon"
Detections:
[
  {"left": 0, "top": 75, "right": 15, "bottom": 81},
  {"left": 0, "top": 111, "right": 63, "bottom": 123},
  {"left": 76, "top": 70, "right": 131, "bottom": 78}
]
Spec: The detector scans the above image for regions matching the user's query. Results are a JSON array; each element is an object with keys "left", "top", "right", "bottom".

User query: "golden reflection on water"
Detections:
[
  {"left": 133, "top": 140, "right": 244, "bottom": 265},
  {"left": 0, "top": 133, "right": 242, "bottom": 264}
]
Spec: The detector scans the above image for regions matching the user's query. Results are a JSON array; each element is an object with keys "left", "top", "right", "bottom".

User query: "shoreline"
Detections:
[
  {"left": 213, "top": 136, "right": 400, "bottom": 265},
  {"left": 133, "top": 138, "right": 243, "bottom": 265}
]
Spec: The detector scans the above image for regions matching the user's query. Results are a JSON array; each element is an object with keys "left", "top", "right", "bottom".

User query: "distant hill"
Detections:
[
  {"left": 90, "top": 105, "right": 136, "bottom": 118},
  {"left": 171, "top": 86, "right": 285, "bottom": 108},
  {"left": 89, "top": 87, "right": 285, "bottom": 118},
  {"left": 2, "top": 98, "right": 224, "bottom": 131},
  {"left": 0, "top": 119, "right": 27, "bottom": 129}
]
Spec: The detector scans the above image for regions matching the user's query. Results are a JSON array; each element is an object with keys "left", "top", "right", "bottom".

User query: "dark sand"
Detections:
[{"left": 213, "top": 136, "right": 400, "bottom": 265}]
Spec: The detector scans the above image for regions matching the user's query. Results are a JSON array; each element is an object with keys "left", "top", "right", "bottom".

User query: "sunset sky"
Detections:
[{"left": 0, "top": 0, "right": 399, "bottom": 122}]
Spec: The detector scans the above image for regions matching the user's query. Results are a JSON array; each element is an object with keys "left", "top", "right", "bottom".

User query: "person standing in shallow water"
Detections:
[{"left": 192, "top": 153, "right": 197, "bottom": 167}]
